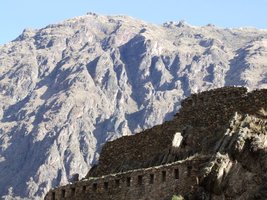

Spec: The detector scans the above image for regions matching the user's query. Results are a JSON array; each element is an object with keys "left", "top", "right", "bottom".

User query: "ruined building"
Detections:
[{"left": 45, "top": 87, "right": 267, "bottom": 200}]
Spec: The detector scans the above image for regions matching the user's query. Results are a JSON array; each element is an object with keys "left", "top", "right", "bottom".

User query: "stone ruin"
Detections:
[{"left": 45, "top": 86, "right": 267, "bottom": 200}]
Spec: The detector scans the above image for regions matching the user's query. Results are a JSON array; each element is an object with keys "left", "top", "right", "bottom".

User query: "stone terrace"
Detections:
[
  {"left": 45, "top": 155, "right": 209, "bottom": 200},
  {"left": 45, "top": 87, "right": 267, "bottom": 200},
  {"left": 89, "top": 87, "right": 267, "bottom": 177}
]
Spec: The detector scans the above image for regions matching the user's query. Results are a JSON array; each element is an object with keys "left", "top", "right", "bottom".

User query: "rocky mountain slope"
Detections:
[{"left": 0, "top": 13, "right": 267, "bottom": 199}]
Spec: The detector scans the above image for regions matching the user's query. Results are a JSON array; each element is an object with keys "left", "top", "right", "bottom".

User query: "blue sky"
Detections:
[{"left": 1, "top": 0, "right": 266, "bottom": 45}]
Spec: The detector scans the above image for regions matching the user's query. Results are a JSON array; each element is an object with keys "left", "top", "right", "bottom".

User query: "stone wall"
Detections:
[
  {"left": 178, "top": 87, "right": 267, "bottom": 127},
  {"left": 89, "top": 87, "right": 267, "bottom": 177},
  {"left": 45, "top": 155, "right": 208, "bottom": 200},
  {"left": 88, "top": 122, "right": 178, "bottom": 177},
  {"left": 175, "top": 87, "right": 267, "bottom": 155},
  {"left": 45, "top": 87, "right": 267, "bottom": 200}
]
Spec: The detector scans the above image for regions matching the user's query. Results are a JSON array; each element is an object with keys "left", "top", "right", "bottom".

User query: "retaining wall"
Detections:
[
  {"left": 89, "top": 87, "right": 267, "bottom": 177},
  {"left": 45, "top": 87, "right": 267, "bottom": 200},
  {"left": 45, "top": 156, "right": 207, "bottom": 200}
]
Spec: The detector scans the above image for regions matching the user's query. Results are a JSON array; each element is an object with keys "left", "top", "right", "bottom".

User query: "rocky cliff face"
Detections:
[{"left": 0, "top": 13, "right": 267, "bottom": 199}]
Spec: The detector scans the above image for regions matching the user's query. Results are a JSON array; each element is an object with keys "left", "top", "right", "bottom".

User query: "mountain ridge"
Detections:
[{"left": 0, "top": 13, "right": 267, "bottom": 199}]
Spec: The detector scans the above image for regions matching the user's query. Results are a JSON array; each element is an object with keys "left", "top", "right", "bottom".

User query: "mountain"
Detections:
[{"left": 0, "top": 13, "right": 267, "bottom": 199}]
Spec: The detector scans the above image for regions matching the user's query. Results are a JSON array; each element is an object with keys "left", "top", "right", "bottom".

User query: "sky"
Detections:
[{"left": 1, "top": 0, "right": 267, "bottom": 45}]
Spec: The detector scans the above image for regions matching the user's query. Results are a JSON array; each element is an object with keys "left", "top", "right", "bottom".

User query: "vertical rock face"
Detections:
[{"left": 0, "top": 14, "right": 267, "bottom": 199}]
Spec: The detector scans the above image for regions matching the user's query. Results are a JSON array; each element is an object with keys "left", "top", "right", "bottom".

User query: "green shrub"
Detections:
[{"left": 172, "top": 195, "right": 184, "bottom": 200}]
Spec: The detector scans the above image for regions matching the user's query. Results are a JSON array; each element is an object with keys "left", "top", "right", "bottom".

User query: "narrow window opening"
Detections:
[
  {"left": 188, "top": 166, "right": 192, "bottom": 176},
  {"left": 175, "top": 169, "right": 179, "bottom": 179},
  {"left": 115, "top": 179, "right": 120, "bottom": 187},
  {"left": 104, "top": 182, "right": 109, "bottom": 190},
  {"left": 52, "top": 192, "right": 55, "bottom": 200},
  {"left": 149, "top": 174, "right": 154, "bottom": 184},
  {"left": 126, "top": 177, "right": 131, "bottom": 187},
  {"left": 62, "top": 189, "right": 66, "bottom": 198},
  {"left": 82, "top": 185, "right": 86, "bottom": 192},
  {"left": 162, "top": 171, "right": 166, "bottom": 182},
  {"left": 71, "top": 187, "right": 75, "bottom": 195},
  {"left": 138, "top": 175, "right": 143, "bottom": 185},
  {"left": 93, "top": 183, "right": 97, "bottom": 191}
]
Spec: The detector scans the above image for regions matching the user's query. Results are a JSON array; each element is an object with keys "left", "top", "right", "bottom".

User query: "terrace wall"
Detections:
[
  {"left": 45, "top": 156, "right": 207, "bottom": 200},
  {"left": 89, "top": 87, "right": 267, "bottom": 177}
]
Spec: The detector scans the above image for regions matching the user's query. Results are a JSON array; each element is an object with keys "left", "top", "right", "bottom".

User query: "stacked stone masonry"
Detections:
[
  {"left": 45, "top": 87, "right": 267, "bottom": 200},
  {"left": 45, "top": 156, "right": 207, "bottom": 200},
  {"left": 89, "top": 87, "right": 267, "bottom": 177}
]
